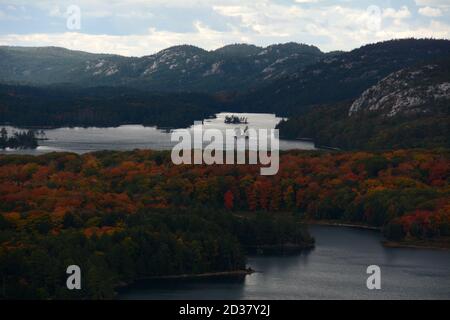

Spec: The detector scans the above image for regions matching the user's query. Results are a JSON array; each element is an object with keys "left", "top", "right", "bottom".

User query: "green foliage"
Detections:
[
  {"left": 0, "top": 43, "right": 323, "bottom": 93},
  {"left": 383, "top": 222, "right": 406, "bottom": 241},
  {"left": 0, "top": 207, "right": 313, "bottom": 299},
  {"left": 357, "top": 156, "right": 390, "bottom": 177},
  {"left": 0, "top": 85, "right": 222, "bottom": 128},
  {"left": 0, "top": 128, "right": 38, "bottom": 150},
  {"left": 276, "top": 56, "right": 450, "bottom": 150}
]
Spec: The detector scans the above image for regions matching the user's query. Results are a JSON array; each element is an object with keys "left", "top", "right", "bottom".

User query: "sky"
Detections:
[{"left": 0, "top": 0, "right": 449, "bottom": 56}]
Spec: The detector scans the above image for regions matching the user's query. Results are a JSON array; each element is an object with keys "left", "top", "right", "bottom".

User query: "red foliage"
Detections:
[{"left": 224, "top": 190, "right": 234, "bottom": 210}]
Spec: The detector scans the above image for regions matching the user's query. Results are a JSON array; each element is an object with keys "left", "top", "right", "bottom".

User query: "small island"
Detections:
[
  {"left": 224, "top": 115, "right": 248, "bottom": 124},
  {"left": 0, "top": 127, "right": 40, "bottom": 150}
]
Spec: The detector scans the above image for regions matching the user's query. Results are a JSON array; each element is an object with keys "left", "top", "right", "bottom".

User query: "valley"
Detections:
[
  {"left": 1, "top": 39, "right": 449, "bottom": 150},
  {"left": 1, "top": 38, "right": 449, "bottom": 301}
]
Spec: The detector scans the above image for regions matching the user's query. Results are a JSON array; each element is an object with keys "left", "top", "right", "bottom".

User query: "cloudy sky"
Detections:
[{"left": 0, "top": 0, "right": 449, "bottom": 56}]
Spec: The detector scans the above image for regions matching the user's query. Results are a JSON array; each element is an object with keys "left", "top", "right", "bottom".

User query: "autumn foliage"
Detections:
[
  {"left": 0, "top": 149, "right": 449, "bottom": 298},
  {"left": 0, "top": 149, "right": 449, "bottom": 236}
]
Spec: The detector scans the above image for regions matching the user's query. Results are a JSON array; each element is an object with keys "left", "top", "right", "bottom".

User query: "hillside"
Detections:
[
  {"left": 277, "top": 58, "right": 450, "bottom": 149},
  {"left": 0, "top": 149, "right": 448, "bottom": 298},
  {"left": 348, "top": 63, "right": 450, "bottom": 117},
  {"left": 0, "top": 43, "right": 324, "bottom": 93},
  {"left": 234, "top": 39, "right": 450, "bottom": 115},
  {"left": 0, "top": 84, "right": 221, "bottom": 128}
]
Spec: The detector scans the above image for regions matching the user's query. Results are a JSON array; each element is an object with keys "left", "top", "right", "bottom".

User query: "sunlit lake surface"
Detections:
[
  {"left": 119, "top": 225, "right": 450, "bottom": 300},
  {"left": 0, "top": 113, "right": 315, "bottom": 155}
]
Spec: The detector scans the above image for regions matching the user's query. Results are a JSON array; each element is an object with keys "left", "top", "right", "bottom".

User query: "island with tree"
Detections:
[
  {"left": 224, "top": 115, "right": 248, "bottom": 124},
  {"left": 0, "top": 128, "right": 39, "bottom": 150}
]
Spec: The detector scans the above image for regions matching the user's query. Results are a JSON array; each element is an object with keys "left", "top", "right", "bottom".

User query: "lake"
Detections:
[
  {"left": 0, "top": 113, "right": 315, "bottom": 155},
  {"left": 119, "top": 225, "right": 450, "bottom": 300}
]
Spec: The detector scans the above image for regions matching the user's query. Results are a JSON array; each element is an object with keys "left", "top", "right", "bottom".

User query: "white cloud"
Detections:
[
  {"left": 0, "top": 1, "right": 449, "bottom": 55},
  {"left": 0, "top": 8, "right": 31, "bottom": 21},
  {"left": 383, "top": 6, "right": 411, "bottom": 19},
  {"left": 418, "top": 6, "right": 443, "bottom": 17},
  {"left": 48, "top": 6, "right": 62, "bottom": 17},
  {"left": 375, "top": 20, "right": 450, "bottom": 40},
  {"left": 212, "top": 3, "right": 425, "bottom": 51},
  {"left": 0, "top": 22, "right": 253, "bottom": 56},
  {"left": 415, "top": 0, "right": 450, "bottom": 8}
]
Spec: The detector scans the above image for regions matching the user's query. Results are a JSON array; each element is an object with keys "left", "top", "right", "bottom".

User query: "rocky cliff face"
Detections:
[{"left": 349, "top": 63, "right": 450, "bottom": 117}]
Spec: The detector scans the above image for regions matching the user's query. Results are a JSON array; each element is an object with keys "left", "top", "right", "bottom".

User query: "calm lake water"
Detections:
[
  {"left": 0, "top": 113, "right": 315, "bottom": 155},
  {"left": 119, "top": 225, "right": 450, "bottom": 300}
]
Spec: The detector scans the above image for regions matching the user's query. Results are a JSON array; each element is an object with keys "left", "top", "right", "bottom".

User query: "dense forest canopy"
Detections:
[
  {"left": 276, "top": 100, "right": 450, "bottom": 150},
  {"left": 277, "top": 57, "right": 450, "bottom": 150},
  {"left": 0, "top": 85, "right": 222, "bottom": 128},
  {"left": 0, "top": 149, "right": 449, "bottom": 298},
  {"left": 0, "top": 149, "right": 448, "bottom": 234}
]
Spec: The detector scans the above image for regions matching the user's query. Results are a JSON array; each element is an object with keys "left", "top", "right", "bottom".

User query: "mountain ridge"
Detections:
[
  {"left": 2, "top": 38, "right": 450, "bottom": 150},
  {"left": 233, "top": 38, "right": 450, "bottom": 115},
  {"left": 0, "top": 42, "right": 326, "bottom": 92}
]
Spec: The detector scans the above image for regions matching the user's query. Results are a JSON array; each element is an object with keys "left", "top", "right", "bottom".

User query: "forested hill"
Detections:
[
  {"left": 233, "top": 39, "right": 450, "bottom": 115},
  {"left": 277, "top": 58, "right": 450, "bottom": 150},
  {"left": 0, "top": 149, "right": 449, "bottom": 297},
  {"left": 0, "top": 84, "right": 222, "bottom": 128},
  {"left": 0, "top": 43, "right": 324, "bottom": 93}
]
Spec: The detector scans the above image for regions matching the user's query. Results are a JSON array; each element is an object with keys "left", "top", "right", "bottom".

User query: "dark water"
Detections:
[
  {"left": 0, "top": 113, "right": 315, "bottom": 155},
  {"left": 119, "top": 225, "right": 450, "bottom": 300}
]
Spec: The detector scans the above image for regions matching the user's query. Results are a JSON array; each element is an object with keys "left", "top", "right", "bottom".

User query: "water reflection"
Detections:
[
  {"left": 0, "top": 113, "right": 316, "bottom": 155},
  {"left": 119, "top": 225, "right": 450, "bottom": 300}
]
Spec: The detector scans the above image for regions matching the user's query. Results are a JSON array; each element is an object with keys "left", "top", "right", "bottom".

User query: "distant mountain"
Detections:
[
  {"left": 0, "top": 43, "right": 324, "bottom": 92},
  {"left": 2, "top": 38, "right": 450, "bottom": 149},
  {"left": 213, "top": 43, "right": 262, "bottom": 57},
  {"left": 0, "top": 46, "right": 128, "bottom": 86},
  {"left": 234, "top": 39, "right": 450, "bottom": 115},
  {"left": 277, "top": 58, "right": 450, "bottom": 149}
]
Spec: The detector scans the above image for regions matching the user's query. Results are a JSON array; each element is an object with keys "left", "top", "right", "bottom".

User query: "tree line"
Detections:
[{"left": 0, "top": 128, "right": 38, "bottom": 149}]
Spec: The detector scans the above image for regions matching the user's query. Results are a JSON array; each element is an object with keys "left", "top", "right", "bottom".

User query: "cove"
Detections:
[{"left": 119, "top": 225, "right": 450, "bottom": 300}]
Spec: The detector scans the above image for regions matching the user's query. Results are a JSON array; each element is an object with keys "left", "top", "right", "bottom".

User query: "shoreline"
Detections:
[
  {"left": 135, "top": 269, "right": 255, "bottom": 281},
  {"left": 382, "top": 240, "right": 450, "bottom": 251},
  {"left": 305, "top": 220, "right": 381, "bottom": 231},
  {"left": 307, "top": 220, "right": 450, "bottom": 250},
  {"left": 115, "top": 269, "right": 255, "bottom": 296},
  {"left": 245, "top": 242, "right": 315, "bottom": 255},
  {"left": 277, "top": 135, "right": 340, "bottom": 151}
]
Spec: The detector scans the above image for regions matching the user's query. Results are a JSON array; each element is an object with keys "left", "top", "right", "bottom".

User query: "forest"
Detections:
[
  {"left": 0, "top": 85, "right": 221, "bottom": 129},
  {"left": 0, "top": 128, "right": 38, "bottom": 150},
  {"left": 276, "top": 57, "right": 450, "bottom": 150},
  {"left": 276, "top": 101, "right": 450, "bottom": 150},
  {"left": 0, "top": 149, "right": 449, "bottom": 298}
]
